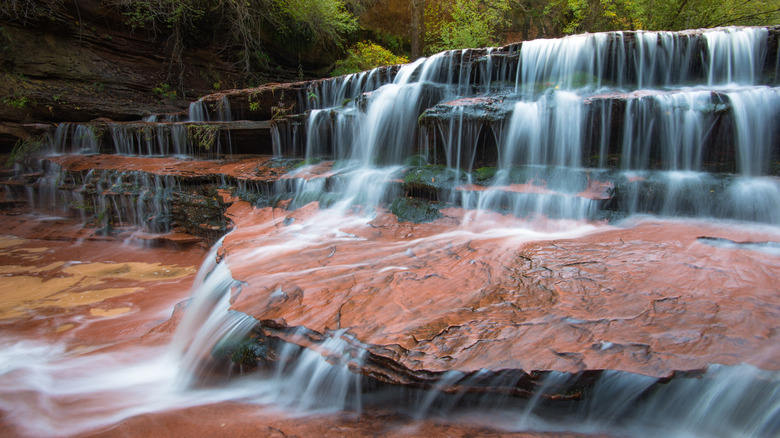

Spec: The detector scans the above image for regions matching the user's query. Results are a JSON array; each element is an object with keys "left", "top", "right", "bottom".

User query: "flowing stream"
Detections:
[{"left": 1, "top": 26, "right": 779, "bottom": 437}]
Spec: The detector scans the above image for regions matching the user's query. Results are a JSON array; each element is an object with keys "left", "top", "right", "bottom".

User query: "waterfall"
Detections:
[
  {"left": 258, "top": 26, "right": 778, "bottom": 224},
  {"left": 4, "top": 26, "right": 780, "bottom": 438}
]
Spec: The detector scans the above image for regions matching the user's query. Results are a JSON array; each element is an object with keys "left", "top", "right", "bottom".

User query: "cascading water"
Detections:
[
  {"left": 44, "top": 96, "right": 236, "bottom": 158},
  {"left": 177, "top": 26, "right": 778, "bottom": 437},
  {"left": 264, "top": 26, "right": 779, "bottom": 225},
  {"left": 2, "top": 26, "right": 780, "bottom": 437}
]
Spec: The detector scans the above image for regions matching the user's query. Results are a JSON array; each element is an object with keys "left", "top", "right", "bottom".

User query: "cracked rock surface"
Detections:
[{"left": 221, "top": 199, "right": 780, "bottom": 380}]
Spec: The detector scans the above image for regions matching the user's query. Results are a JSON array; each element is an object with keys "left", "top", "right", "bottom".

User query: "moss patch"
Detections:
[{"left": 390, "top": 197, "right": 441, "bottom": 223}]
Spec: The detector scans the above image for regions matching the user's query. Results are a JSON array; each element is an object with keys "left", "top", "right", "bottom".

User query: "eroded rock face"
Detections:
[{"left": 220, "top": 200, "right": 780, "bottom": 381}]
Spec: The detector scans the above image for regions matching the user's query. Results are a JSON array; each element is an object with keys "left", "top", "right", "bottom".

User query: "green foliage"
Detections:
[
  {"left": 544, "top": 0, "right": 636, "bottom": 34},
  {"left": 6, "top": 135, "right": 45, "bottom": 168},
  {"left": 109, "top": 0, "right": 364, "bottom": 77},
  {"left": 0, "top": 0, "right": 64, "bottom": 24},
  {"left": 632, "top": 0, "right": 780, "bottom": 30},
  {"left": 331, "top": 41, "right": 409, "bottom": 76},
  {"left": 270, "top": 0, "right": 359, "bottom": 51},
  {"left": 186, "top": 123, "right": 219, "bottom": 150},
  {"left": 541, "top": 0, "right": 780, "bottom": 35},
  {"left": 152, "top": 83, "right": 177, "bottom": 99},
  {"left": 3, "top": 94, "right": 30, "bottom": 109},
  {"left": 248, "top": 92, "right": 261, "bottom": 112},
  {"left": 426, "top": 0, "right": 512, "bottom": 52}
]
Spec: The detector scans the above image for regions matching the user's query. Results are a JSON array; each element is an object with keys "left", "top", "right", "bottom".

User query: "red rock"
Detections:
[{"left": 220, "top": 201, "right": 780, "bottom": 380}]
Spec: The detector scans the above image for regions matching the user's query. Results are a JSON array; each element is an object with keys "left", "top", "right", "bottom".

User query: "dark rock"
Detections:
[{"left": 390, "top": 197, "right": 441, "bottom": 223}]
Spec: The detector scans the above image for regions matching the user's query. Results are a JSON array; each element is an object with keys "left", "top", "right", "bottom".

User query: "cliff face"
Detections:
[
  {"left": 0, "top": 1, "right": 243, "bottom": 119},
  {"left": 0, "top": 0, "right": 307, "bottom": 151}
]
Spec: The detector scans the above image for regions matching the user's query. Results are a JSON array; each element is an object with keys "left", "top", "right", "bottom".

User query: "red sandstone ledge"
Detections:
[{"left": 220, "top": 200, "right": 780, "bottom": 381}]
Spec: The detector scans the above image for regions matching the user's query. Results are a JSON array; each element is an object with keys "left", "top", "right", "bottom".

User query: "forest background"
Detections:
[{"left": 0, "top": 0, "right": 778, "bottom": 131}]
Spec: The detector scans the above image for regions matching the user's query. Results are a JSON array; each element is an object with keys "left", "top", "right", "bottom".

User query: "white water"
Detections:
[
  {"left": 3, "top": 211, "right": 777, "bottom": 437},
  {"left": 4, "top": 26, "right": 780, "bottom": 437}
]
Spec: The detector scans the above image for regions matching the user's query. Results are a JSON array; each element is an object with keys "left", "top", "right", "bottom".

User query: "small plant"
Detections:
[
  {"left": 187, "top": 124, "right": 219, "bottom": 151},
  {"left": 248, "top": 92, "right": 260, "bottom": 112},
  {"left": 152, "top": 83, "right": 177, "bottom": 99},
  {"left": 6, "top": 135, "right": 45, "bottom": 167},
  {"left": 3, "top": 94, "right": 30, "bottom": 109},
  {"left": 271, "top": 103, "right": 295, "bottom": 119},
  {"left": 212, "top": 82, "right": 221, "bottom": 90},
  {"left": 271, "top": 89, "right": 294, "bottom": 119}
]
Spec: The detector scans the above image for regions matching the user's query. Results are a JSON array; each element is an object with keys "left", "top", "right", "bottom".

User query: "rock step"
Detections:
[
  {"left": 47, "top": 120, "right": 276, "bottom": 157},
  {"left": 18, "top": 155, "right": 778, "bottom": 227}
]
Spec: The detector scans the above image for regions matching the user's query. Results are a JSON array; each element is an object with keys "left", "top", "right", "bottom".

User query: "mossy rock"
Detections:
[
  {"left": 213, "top": 332, "right": 271, "bottom": 368},
  {"left": 473, "top": 166, "right": 497, "bottom": 184},
  {"left": 289, "top": 190, "right": 340, "bottom": 210},
  {"left": 605, "top": 171, "right": 733, "bottom": 217},
  {"left": 390, "top": 196, "right": 441, "bottom": 223},
  {"left": 230, "top": 336, "right": 270, "bottom": 367},
  {"left": 267, "top": 158, "right": 299, "bottom": 169},
  {"left": 417, "top": 100, "right": 510, "bottom": 127},
  {"left": 404, "top": 154, "right": 428, "bottom": 167},
  {"left": 403, "top": 165, "right": 464, "bottom": 190},
  {"left": 293, "top": 157, "right": 323, "bottom": 169}
]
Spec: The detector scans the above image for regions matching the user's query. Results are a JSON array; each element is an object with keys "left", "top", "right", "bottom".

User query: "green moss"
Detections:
[
  {"left": 403, "top": 165, "right": 464, "bottom": 190},
  {"left": 390, "top": 196, "right": 441, "bottom": 223},
  {"left": 473, "top": 166, "right": 496, "bottom": 183},
  {"left": 293, "top": 157, "right": 323, "bottom": 169},
  {"left": 403, "top": 154, "right": 428, "bottom": 167}
]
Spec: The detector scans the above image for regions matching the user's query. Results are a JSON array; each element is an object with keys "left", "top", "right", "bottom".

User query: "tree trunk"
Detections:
[{"left": 410, "top": 0, "right": 425, "bottom": 59}]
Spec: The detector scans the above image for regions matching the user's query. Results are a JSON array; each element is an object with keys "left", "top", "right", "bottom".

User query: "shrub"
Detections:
[{"left": 331, "top": 41, "right": 409, "bottom": 76}]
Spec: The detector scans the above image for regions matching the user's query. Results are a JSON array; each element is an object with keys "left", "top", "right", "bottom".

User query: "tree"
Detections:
[
  {"left": 425, "top": 0, "right": 512, "bottom": 52},
  {"left": 104, "top": 0, "right": 364, "bottom": 87},
  {"left": 410, "top": 0, "right": 425, "bottom": 59},
  {"left": 633, "top": 0, "right": 780, "bottom": 30}
]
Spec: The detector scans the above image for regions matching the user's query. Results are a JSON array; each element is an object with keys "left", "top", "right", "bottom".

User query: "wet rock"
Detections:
[
  {"left": 390, "top": 197, "right": 441, "bottom": 223},
  {"left": 403, "top": 165, "right": 466, "bottom": 201},
  {"left": 223, "top": 206, "right": 780, "bottom": 382},
  {"left": 213, "top": 329, "right": 274, "bottom": 369}
]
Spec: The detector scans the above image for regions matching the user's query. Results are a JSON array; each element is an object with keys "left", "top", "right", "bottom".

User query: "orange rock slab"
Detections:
[{"left": 222, "top": 201, "right": 780, "bottom": 379}]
